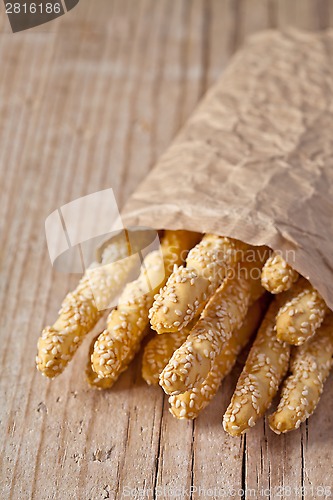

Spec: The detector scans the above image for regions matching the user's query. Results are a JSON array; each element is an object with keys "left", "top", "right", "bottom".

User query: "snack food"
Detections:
[
  {"left": 169, "top": 299, "right": 266, "bottom": 419},
  {"left": 86, "top": 333, "right": 113, "bottom": 389},
  {"left": 159, "top": 269, "right": 255, "bottom": 395},
  {"left": 223, "top": 297, "right": 291, "bottom": 436},
  {"left": 36, "top": 227, "right": 332, "bottom": 436},
  {"left": 149, "top": 235, "right": 247, "bottom": 334},
  {"left": 36, "top": 236, "right": 139, "bottom": 378},
  {"left": 90, "top": 230, "right": 200, "bottom": 386},
  {"left": 275, "top": 278, "right": 327, "bottom": 345},
  {"left": 269, "top": 312, "right": 333, "bottom": 434},
  {"left": 142, "top": 326, "right": 190, "bottom": 386},
  {"left": 158, "top": 250, "right": 266, "bottom": 395},
  {"left": 261, "top": 252, "right": 299, "bottom": 294},
  {"left": 35, "top": 30, "right": 333, "bottom": 440}
]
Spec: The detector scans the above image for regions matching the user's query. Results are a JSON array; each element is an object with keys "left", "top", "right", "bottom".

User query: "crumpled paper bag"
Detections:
[{"left": 120, "top": 29, "right": 333, "bottom": 310}]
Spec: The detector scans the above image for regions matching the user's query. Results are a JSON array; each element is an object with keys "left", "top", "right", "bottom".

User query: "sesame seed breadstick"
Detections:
[
  {"left": 142, "top": 326, "right": 191, "bottom": 386},
  {"left": 86, "top": 333, "right": 114, "bottom": 389},
  {"left": 144, "top": 248, "right": 268, "bottom": 389},
  {"left": 91, "top": 231, "right": 200, "bottom": 385},
  {"left": 276, "top": 277, "right": 327, "bottom": 346},
  {"left": 159, "top": 262, "right": 265, "bottom": 396},
  {"left": 223, "top": 298, "right": 291, "bottom": 437},
  {"left": 36, "top": 239, "right": 139, "bottom": 378},
  {"left": 149, "top": 235, "right": 248, "bottom": 334},
  {"left": 261, "top": 252, "right": 298, "bottom": 294},
  {"left": 269, "top": 313, "right": 333, "bottom": 434},
  {"left": 169, "top": 299, "right": 266, "bottom": 419}
]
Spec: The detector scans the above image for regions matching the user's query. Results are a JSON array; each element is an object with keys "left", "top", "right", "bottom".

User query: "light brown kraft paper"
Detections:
[{"left": 120, "top": 29, "right": 333, "bottom": 310}]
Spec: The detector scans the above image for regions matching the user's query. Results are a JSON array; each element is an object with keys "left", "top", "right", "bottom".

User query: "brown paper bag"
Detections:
[{"left": 120, "top": 29, "right": 333, "bottom": 310}]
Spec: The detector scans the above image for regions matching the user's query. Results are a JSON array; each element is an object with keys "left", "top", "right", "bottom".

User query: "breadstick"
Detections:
[
  {"left": 276, "top": 277, "right": 327, "bottom": 345},
  {"left": 159, "top": 259, "right": 265, "bottom": 395},
  {"left": 142, "top": 326, "right": 191, "bottom": 386},
  {"left": 144, "top": 248, "right": 267, "bottom": 388},
  {"left": 91, "top": 231, "right": 199, "bottom": 385},
  {"left": 269, "top": 313, "right": 333, "bottom": 434},
  {"left": 86, "top": 334, "right": 113, "bottom": 389},
  {"left": 149, "top": 235, "right": 248, "bottom": 334},
  {"left": 169, "top": 299, "right": 266, "bottom": 419},
  {"left": 223, "top": 298, "right": 290, "bottom": 436},
  {"left": 36, "top": 235, "right": 139, "bottom": 378},
  {"left": 261, "top": 252, "right": 298, "bottom": 294},
  {"left": 159, "top": 273, "right": 250, "bottom": 395}
]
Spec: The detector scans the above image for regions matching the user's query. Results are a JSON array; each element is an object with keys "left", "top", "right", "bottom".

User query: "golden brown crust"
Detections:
[
  {"left": 223, "top": 297, "right": 291, "bottom": 436},
  {"left": 149, "top": 235, "right": 248, "bottom": 334},
  {"left": 269, "top": 312, "right": 333, "bottom": 433},
  {"left": 85, "top": 333, "right": 114, "bottom": 390},
  {"left": 141, "top": 326, "right": 191, "bottom": 386},
  {"left": 158, "top": 250, "right": 267, "bottom": 396},
  {"left": 159, "top": 271, "right": 252, "bottom": 395},
  {"left": 169, "top": 299, "right": 266, "bottom": 419},
  {"left": 276, "top": 278, "right": 327, "bottom": 345},
  {"left": 36, "top": 239, "right": 138, "bottom": 378},
  {"left": 90, "top": 231, "right": 200, "bottom": 387},
  {"left": 261, "top": 252, "right": 298, "bottom": 294}
]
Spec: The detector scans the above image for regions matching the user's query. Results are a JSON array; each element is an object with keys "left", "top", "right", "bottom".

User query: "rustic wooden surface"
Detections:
[{"left": 1, "top": 1, "right": 333, "bottom": 499}]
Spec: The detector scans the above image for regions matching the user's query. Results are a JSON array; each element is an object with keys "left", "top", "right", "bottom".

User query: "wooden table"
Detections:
[{"left": 1, "top": 1, "right": 333, "bottom": 498}]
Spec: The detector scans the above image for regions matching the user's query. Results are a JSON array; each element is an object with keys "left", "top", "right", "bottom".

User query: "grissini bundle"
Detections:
[
  {"left": 36, "top": 236, "right": 139, "bottom": 378},
  {"left": 169, "top": 299, "right": 266, "bottom": 419},
  {"left": 35, "top": 31, "right": 333, "bottom": 441},
  {"left": 269, "top": 312, "right": 333, "bottom": 434},
  {"left": 261, "top": 252, "right": 299, "bottom": 294},
  {"left": 36, "top": 222, "right": 332, "bottom": 436},
  {"left": 159, "top": 253, "right": 266, "bottom": 395},
  {"left": 275, "top": 277, "right": 327, "bottom": 346},
  {"left": 90, "top": 231, "right": 200, "bottom": 386},
  {"left": 149, "top": 235, "right": 248, "bottom": 334},
  {"left": 111, "top": 31, "right": 333, "bottom": 433},
  {"left": 223, "top": 297, "right": 291, "bottom": 436}
]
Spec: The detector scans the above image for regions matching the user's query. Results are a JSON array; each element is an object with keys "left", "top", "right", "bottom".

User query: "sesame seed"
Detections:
[{"left": 248, "top": 417, "right": 255, "bottom": 427}]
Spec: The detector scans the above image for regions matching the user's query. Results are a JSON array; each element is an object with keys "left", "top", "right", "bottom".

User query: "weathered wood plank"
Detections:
[{"left": 277, "top": 0, "right": 331, "bottom": 30}]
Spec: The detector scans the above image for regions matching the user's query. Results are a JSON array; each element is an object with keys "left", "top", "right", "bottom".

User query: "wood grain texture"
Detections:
[{"left": 0, "top": 1, "right": 332, "bottom": 499}]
